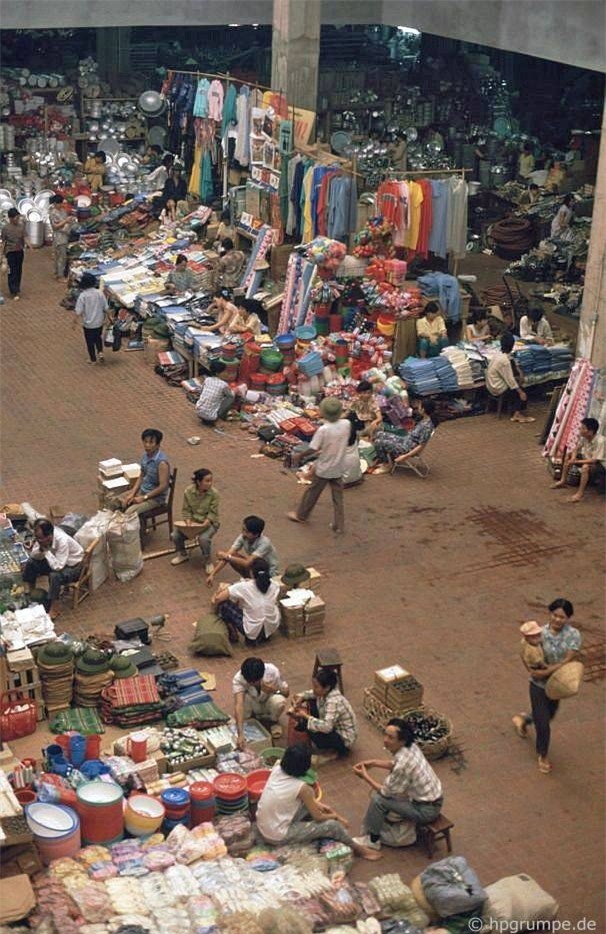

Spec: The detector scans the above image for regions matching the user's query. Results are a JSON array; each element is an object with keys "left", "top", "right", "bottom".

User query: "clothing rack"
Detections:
[
  {"left": 288, "top": 144, "right": 365, "bottom": 180},
  {"left": 166, "top": 67, "right": 278, "bottom": 96},
  {"left": 384, "top": 167, "right": 469, "bottom": 179}
]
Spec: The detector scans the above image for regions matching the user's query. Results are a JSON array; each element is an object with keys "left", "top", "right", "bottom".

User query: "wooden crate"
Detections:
[{"left": 0, "top": 654, "right": 44, "bottom": 722}]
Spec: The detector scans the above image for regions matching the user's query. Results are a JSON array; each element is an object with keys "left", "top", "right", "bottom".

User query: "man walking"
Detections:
[
  {"left": 1, "top": 208, "right": 28, "bottom": 300},
  {"left": 287, "top": 397, "right": 349, "bottom": 534}
]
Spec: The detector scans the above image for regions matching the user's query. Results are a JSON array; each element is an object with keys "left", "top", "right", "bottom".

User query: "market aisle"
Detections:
[{"left": 1, "top": 248, "right": 604, "bottom": 924}]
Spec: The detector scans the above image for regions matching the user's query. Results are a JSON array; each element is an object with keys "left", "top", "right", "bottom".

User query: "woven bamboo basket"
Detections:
[{"left": 362, "top": 692, "right": 452, "bottom": 760}]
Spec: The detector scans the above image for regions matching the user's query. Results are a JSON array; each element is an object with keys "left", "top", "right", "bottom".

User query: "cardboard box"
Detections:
[
  {"left": 122, "top": 463, "right": 141, "bottom": 482},
  {"left": 166, "top": 749, "right": 216, "bottom": 774},
  {"left": 228, "top": 718, "right": 271, "bottom": 754},
  {"left": 102, "top": 476, "right": 129, "bottom": 493}
]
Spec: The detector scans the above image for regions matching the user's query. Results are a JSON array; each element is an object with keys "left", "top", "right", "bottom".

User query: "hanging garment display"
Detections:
[
  {"left": 193, "top": 78, "right": 211, "bottom": 118},
  {"left": 543, "top": 357, "right": 597, "bottom": 460}
]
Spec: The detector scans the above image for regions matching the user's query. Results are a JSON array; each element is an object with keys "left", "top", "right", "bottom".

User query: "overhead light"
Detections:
[
  {"left": 228, "top": 24, "right": 240, "bottom": 27},
  {"left": 397, "top": 26, "right": 421, "bottom": 35}
]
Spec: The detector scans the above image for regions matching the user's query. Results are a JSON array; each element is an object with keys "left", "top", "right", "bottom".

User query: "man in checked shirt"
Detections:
[{"left": 352, "top": 718, "right": 443, "bottom": 852}]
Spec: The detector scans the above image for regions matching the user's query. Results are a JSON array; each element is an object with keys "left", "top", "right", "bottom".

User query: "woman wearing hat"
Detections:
[
  {"left": 287, "top": 397, "right": 349, "bottom": 534},
  {"left": 512, "top": 599, "right": 582, "bottom": 774},
  {"left": 290, "top": 669, "right": 358, "bottom": 764}
]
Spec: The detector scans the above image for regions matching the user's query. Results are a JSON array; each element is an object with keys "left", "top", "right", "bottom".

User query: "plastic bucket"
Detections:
[
  {"left": 124, "top": 794, "right": 165, "bottom": 837},
  {"left": 85, "top": 734, "right": 101, "bottom": 760},
  {"left": 15, "top": 788, "right": 37, "bottom": 806},
  {"left": 246, "top": 769, "right": 271, "bottom": 801},
  {"left": 69, "top": 734, "right": 87, "bottom": 768},
  {"left": 81, "top": 759, "right": 110, "bottom": 780},
  {"left": 34, "top": 820, "right": 81, "bottom": 865},
  {"left": 76, "top": 781, "right": 124, "bottom": 844},
  {"left": 126, "top": 732, "right": 148, "bottom": 764}
]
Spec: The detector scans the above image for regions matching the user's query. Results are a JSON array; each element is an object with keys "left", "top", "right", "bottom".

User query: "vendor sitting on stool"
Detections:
[
  {"left": 165, "top": 254, "right": 196, "bottom": 294},
  {"left": 352, "top": 718, "right": 443, "bottom": 854},
  {"left": 486, "top": 332, "right": 534, "bottom": 424},
  {"left": 551, "top": 417, "right": 604, "bottom": 502},
  {"left": 256, "top": 743, "right": 381, "bottom": 860},
  {"left": 416, "top": 302, "right": 448, "bottom": 358},
  {"left": 22, "top": 519, "right": 84, "bottom": 619},
  {"left": 170, "top": 468, "right": 219, "bottom": 573},
  {"left": 195, "top": 362, "right": 235, "bottom": 424},
  {"left": 232, "top": 656, "right": 289, "bottom": 747},
  {"left": 289, "top": 669, "right": 358, "bottom": 765}
]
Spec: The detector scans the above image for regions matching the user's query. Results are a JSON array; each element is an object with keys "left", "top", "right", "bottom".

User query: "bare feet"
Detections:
[
  {"left": 567, "top": 494, "right": 582, "bottom": 503},
  {"left": 511, "top": 413, "right": 536, "bottom": 423},
  {"left": 311, "top": 751, "right": 339, "bottom": 766},
  {"left": 286, "top": 512, "right": 305, "bottom": 524},
  {"left": 550, "top": 481, "right": 565, "bottom": 489},
  {"left": 538, "top": 756, "right": 552, "bottom": 774},
  {"left": 357, "top": 846, "right": 382, "bottom": 861},
  {"left": 512, "top": 714, "right": 528, "bottom": 738}
]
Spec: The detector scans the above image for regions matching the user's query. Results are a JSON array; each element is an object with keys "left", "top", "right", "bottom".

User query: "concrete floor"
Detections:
[{"left": 1, "top": 248, "right": 604, "bottom": 926}]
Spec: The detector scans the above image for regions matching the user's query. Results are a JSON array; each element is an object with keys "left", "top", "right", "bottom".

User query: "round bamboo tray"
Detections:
[{"left": 403, "top": 705, "right": 453, "bottom": 760}]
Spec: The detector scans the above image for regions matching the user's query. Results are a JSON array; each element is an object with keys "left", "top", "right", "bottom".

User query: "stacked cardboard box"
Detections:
[
  {"left": 362, "top": 665, "right": 424, "bottom": 727},
  {"left": 279, "top": 593, "right": 326, "bottom": 638},
  {"left": 97, "top": 458, "right": 140, "bottom": 508}
]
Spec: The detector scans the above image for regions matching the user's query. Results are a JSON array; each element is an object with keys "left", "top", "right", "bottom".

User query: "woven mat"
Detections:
[
  {"left": 49, "top": 706, "right": 104, "bottom": 734},
  {"left": 166, "top": 700, "right": 229, "bottom": 728}
]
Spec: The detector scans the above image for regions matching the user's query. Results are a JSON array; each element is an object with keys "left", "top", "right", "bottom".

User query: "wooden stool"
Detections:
[
  {"left": 419, "top": 813, "right": 454, "bottom": 858},
  {"left": 312, "top": 648, "right": 344, "bottom": 694}
]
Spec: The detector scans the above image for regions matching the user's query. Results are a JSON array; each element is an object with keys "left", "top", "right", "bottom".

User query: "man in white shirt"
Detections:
[
  {"left": 22, "top": 519, "right": 84, "bottom": 618},
  {"left": 519, "top": 307, "right": 553, "bottom": 345},
  {"left": 232, "top": 657, "right": 289, "bottom": 748},
  {"left": 551, "top": 417, "right": 605, "bottom": 502},
  {"left": 486, "top": 332, "right": 534, "bottom": 424},
  {"left": 287, "top": 397, "right": 349, "bottom": 534}
]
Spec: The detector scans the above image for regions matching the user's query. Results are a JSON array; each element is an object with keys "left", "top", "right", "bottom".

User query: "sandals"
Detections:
[{"left": 538, "top": 757, "right": 553, "bottom": 774}]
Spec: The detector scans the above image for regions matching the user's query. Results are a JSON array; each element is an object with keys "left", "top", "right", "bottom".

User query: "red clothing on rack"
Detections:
[
  {"left": 414, "top": 178, "right": 433, "bottom": 259},
  {"left": 377, "top": 180, "right": 406, "bottom": 230}
]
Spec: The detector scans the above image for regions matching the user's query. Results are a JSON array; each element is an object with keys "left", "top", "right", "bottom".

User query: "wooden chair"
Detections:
[
  {"left": 390, "top": 430, "right": 435, "bottom": 479},
  {"left": 68, "top": 537, "right": 100, "bottom": 609},
  {"left": 139, "top": 467, "right": 177, "bottom": 548}
]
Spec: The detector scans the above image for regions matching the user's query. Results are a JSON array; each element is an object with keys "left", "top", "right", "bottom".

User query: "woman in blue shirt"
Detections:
[{"left": 513, "top": 598, "right": 582, "bottom": 774}]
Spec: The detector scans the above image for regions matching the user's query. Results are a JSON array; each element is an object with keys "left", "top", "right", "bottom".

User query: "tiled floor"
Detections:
[{"left": 1, "top": 249, "right": 604, "bottom": 925}]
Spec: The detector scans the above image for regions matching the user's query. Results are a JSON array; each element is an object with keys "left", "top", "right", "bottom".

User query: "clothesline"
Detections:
[
  {"left": 385, "top": 167, "right": 470, "bottom": 179},
  {"left": 166, "top": 66, "right": 279, "bottom": 96}
]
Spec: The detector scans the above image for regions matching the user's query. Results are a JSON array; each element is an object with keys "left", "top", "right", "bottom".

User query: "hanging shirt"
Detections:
[
  {"left": 415, "top": 179, "right": 433, "bottom": 258},
  {"left": 428, "top": 180, "right": 448, "bottom": 258},
  {"left": 207, "top": 80, "right": 224, "bottom": 121},
  {"left": 403, "top": 180, "right": 424, "bottom": 250},
  {"left": 327, "top": 175, "right": 357, "bottom": 241},
  {"left": 234, "top": 87, "right": 250, "bottom": 166},
  {"left": 301, "top": 166, "right": 314, "bottom": 243},
  {"left": 290, "top": 158, "right": 305, "bottom": 238},
  {"left": 221, "top": 84, "right": 237, "bottom": 138},
  {"left": 446, "top": 176, "right": 469, "bottom": 258},
  {"left": 193, "top": 78, "right": 210, "bottom": 117}
]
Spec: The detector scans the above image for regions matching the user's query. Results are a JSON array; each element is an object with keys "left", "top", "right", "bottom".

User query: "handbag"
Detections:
[{"left": 545, "top": 661, "right": 584, "bottom": 700}]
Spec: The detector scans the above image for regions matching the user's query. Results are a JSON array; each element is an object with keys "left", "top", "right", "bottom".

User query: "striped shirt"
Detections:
[
  {"left": 382, "top": 743, "right": 442, "bottom": 802},
  {"left": 303, "top": 688, "right": 358, "bottom": 749}
]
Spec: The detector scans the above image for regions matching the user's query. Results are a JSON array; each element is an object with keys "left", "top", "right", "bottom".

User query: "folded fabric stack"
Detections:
[
  {"left": 515, "top": 343, "right": 552, "bottom": 377},
  {"left": 49, "top": 705, "right": 104, "bottom": 734},
  {"left": 432, "top": 356, "right": 459, "bottom": 392},
  {"left": 399, "top": 356, "right": 458, "bottom": 395},
  {"left": 549, "top": 345, "right": 574, "bottom": 374},
  {"left": 101, "top": 674, "right": 165, "bottom": 727},
  {"left": 399, "top": 357, "right": 441, "bottom": 395},
  {"left": 440, "top": 347, "right": 474, "bottom": 388},
  {"left": 157, "top": 668, "right": 212, "bottom": 710},
  {"left": 166, "top": 700, "right": 230, "bottom": 729},
  {"left": 73, "top": 648, "right": 114, "bottom": 707}
]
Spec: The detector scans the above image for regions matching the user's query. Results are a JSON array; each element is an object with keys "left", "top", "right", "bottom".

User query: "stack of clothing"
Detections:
[
  {"left": 399, "top": 357, "right": 441, "bottom": 395},
  {"left": 36, "top": 642, "right": 75, "bottom": 712},
  {"left": 514, "top": 343, "right": 552, "bottom": 378},
  {"left": 74, "top": 649, "right": 114, "bottom": 707},
  {"left": 100, "top": 674, "right": 165, "bottom": 727},
  {"left": 440, "top": 347, "right": 474, "bottom": 388},
  {"left": 432, "top": 356, "right": 459, "bottom": 393},
  {"left": 157, "top": 668, "right": 212, "bottom": 711},
  {"left": 549, "top": 345, "right": 574, "bottom": 375},
  {"left": 399, "top": 356, "right": 458, "bottom": 395}
]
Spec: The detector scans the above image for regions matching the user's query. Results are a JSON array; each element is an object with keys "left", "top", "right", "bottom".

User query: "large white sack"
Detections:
[{"left": 106, "top": 511, "right": 143, "bottom": 582}]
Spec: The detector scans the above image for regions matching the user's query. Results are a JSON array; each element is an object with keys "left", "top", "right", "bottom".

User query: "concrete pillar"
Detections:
[
  {"left": 271, "top": 0, "right": 320, "bottom": 113},
  {"left": 577, "top": 96, "right": 606, "bottom": 369}
]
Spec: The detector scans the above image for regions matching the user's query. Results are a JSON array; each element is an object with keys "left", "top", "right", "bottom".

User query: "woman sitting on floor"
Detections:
[
  {"left": 256, "top": 743, "right": 381, "bottom": 860},
  {"left": 290, "top": 669, "right": 358, "bottom": 764},
  {"left": 211, "top": 557, "right": 280, "bottom": 647},
  {"left": 373, "top": 399, "right": 436, "bottom": 472}
]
